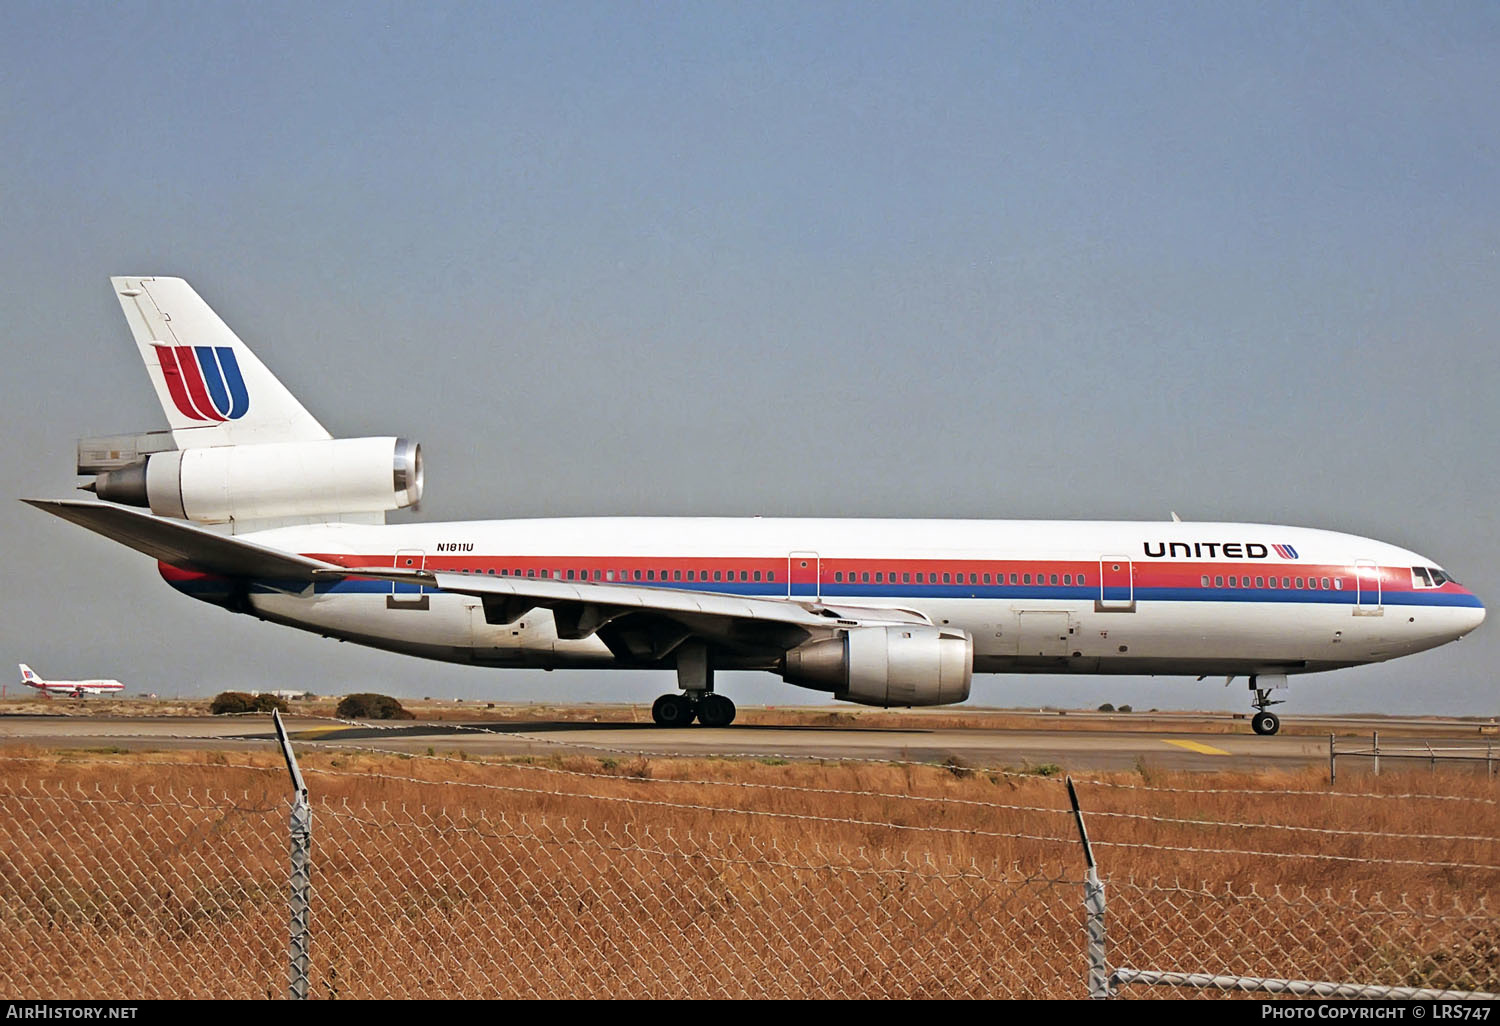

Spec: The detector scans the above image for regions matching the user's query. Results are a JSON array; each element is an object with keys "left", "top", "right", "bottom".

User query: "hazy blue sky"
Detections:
[{"left": 3, "top": 2, "right": 1496, "bottom": 715}]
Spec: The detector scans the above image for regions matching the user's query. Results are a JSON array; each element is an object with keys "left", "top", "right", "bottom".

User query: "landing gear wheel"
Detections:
[
  {"left": 1251, "top": 711, "right": 1281, "bottom": 736},
  {"left": 651, "top": 693, "right": 697, "bottom": 727},
  {"left": 697, "top": 694, "right": 737, "bottom": 728}
]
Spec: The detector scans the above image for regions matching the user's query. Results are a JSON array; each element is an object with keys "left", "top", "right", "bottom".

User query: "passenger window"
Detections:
[
  {"left": 751, "top": 570, "right": 759, "bottom": 582},
  {"left": 903, "top": 573, "right": 911, "bottom": 584},
  {"left": 1281, "top": 577, "right": 1290, "bottom": 588},
  {"left": 835, "top": 572, "right": 843, "bottom": 583},
  {"left": 1334, "top": 578, "right": 1343, "bottom": 590},
  {"left": 1321, "top": 577, "right": 1331, "bottom": 589},
  {"left": 1268, "top": 577, "right": 1277, "bottom": 589},
  {"left": 606, "top": 571, "right": 615, "bottom": 582},
  {"left": 1228, "top": 576, "right": 1237, "bottom": 587},
  {"left": 767, "top": 571, "right": 775, "bottom": 582},
  {"left": 875, "top": 572, "right": 884, "bottom": 583},
  {"left": 713, "top": 571, "right": 721, "bottom": 582},
  {"left": 1294, "top": 577, "right": 1303, "bottom": 589},
  {"left": 634, "top": 570, "right": 643, "bottom": 581},
  {"left": 1214, "top": 575, "right": 1224, "bottom": 587},
  {"left": 1201, "top": 575, "right": 1210, "bottom": 587},
  {"left": 1024, "top": 573, "right": 1032, "bottom": 585},
  {"left": 1256, "top": 576, "right": 1265, "bottom": 588},
  {"left": 859, "top": 572, "right": 868, "bottom": 583},
  {"left": 1050, "top": 574, "right": 1058, "bottom": 585},
  {"left": 983, "top": 573, "right": 991, "bottom": 584},
  {"left": 1011, "top": 573, "right": 1019, "bottom": 585},
  {"left": 942, "top": 573, "right": 951, "bottom": 584}
]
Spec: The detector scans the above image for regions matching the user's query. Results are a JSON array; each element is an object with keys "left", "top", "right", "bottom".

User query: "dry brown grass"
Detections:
[{"left": 1, "top": 744, "right": 1495, "bottom": 998}]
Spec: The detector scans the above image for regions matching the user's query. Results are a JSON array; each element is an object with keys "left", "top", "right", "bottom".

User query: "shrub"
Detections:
[
  {"left": 251, "top": 694, "right": 288, "bottom": 713},
  {"left": 336, "top": 693, "right": 415, "bottom": 720},
  {"left": 1118, "top": 704, "right": 1133, "bottom": 713},
  {"left": 1098, "top": 703, "right": 1115, "bottom": 712},
  {"left": 209, "top": 692, "right": 255, "bottom": 715}
]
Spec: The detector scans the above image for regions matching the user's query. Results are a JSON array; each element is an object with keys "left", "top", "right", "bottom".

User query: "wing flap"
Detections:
[
  {"left": 24, "top": 499, "right": 337, "bottom": 580},
  {"left": 324, "top": 566, "right": 868, "bottom": 629},
  {"left": 318, "top": 566, "right": 928, "bottom": 658}
]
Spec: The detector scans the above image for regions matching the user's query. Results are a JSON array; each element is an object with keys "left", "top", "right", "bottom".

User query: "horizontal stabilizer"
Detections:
[{"left": 24, "top": 499, "right": 337, "bottom": 580}]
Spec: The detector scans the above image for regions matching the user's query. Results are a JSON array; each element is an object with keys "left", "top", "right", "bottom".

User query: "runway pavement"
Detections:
[{"left": 3, "top": 711, "right": 1494, "bottom": 773}]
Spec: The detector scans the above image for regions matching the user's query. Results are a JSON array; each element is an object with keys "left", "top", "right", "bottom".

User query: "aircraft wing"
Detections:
[
  {"left": 320, "top": 566, "right": 931, "bottom": 662},
  {"left": 24, "top": 499, "right": 340, "bottom": 580}
]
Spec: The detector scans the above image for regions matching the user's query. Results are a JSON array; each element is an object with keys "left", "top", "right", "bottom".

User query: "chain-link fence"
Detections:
[{"left": 0, "top": 735, "right": 1496, "bottom": 999}]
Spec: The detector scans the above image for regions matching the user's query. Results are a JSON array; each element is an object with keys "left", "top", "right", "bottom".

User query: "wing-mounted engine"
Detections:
[
  {"left": 781, "top": 625, "right": 973, "bottom": 707},
  {"left": 81, "top": 435, "right": 423, "bottom": 523}
]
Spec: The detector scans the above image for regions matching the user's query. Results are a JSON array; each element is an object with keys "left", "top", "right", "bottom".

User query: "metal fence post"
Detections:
[
  {"left": 1329, "top": 733, "right": 1336, "bottom": 785},
  {"left": 274, "top": 710, "right": 311, "bottom": 1000},
  {"left": 1067, "top": 776, "right": 1109, "bottom": 999},
  {"left": 1373, "top": 730, "right": 1380, "bottom": 777}
]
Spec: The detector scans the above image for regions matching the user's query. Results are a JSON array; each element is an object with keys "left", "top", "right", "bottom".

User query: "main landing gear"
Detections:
[
  {"left": 1248, "top": 673, "right": 1289, "bottom": 736},
  {"left": 650, "top": 641, "right": 737, "bottom": 727},
  {"left": 651, "top": 692, "right": 737, "bottom": 728}
]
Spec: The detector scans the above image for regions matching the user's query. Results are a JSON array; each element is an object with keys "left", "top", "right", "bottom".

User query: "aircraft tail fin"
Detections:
[
  {"left": 111, "top": 277, "right": 331, "bottom": 448},
  {"left": 18, "top": 664, "right": 38, "bottom": 684}
]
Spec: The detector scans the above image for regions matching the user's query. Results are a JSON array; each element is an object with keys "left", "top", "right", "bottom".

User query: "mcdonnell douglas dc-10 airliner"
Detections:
[{"left": 26, "top": 278, "right": 1484, "bottom": 733}]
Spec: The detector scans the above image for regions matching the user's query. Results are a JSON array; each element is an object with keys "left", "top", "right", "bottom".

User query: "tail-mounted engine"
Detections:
[
  {"left": 80, "top": 434, "right": 422, "bottom": 523},
  {"left": 781, "top": 625, "right": 973, "bottom": 707}
]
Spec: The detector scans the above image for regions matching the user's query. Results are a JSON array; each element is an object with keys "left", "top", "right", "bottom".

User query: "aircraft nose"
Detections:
[{"left": 1452, "top": 593, "right": 1485, "bottom": 638}]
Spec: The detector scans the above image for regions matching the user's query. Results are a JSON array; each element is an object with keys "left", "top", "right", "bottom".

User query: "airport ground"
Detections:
[
  {"left": 1, "top": 695, "right": 1496, "bottom": 775},
  {"left": 5, "top": 695, "right": 1498, "bottom": 997}
]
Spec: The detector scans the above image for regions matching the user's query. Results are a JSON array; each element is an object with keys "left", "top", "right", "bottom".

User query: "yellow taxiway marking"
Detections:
[
  {"left": 292, "top": 726, "right": 348, "bottom": 739},
  {"left": 1163, "top": 739, "right": 1230, "bottom": 756}
]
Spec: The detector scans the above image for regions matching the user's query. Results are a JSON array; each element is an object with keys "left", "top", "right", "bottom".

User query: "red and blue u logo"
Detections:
[{"left": 154, "top": 345, "right": 250, "bottom": 421}]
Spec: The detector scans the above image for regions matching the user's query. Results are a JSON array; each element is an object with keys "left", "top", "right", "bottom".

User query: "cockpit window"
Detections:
[{"left": 1415, "top": 567, "right": 1460, "bottom": 587}]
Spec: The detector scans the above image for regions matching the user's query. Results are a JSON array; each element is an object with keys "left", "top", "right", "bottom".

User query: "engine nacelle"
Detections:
[
  {"left": 91, "top": 436, "right": 423, "bottom": 523},
  {"left": 781, "top": 625, "right": 973, "bottom": 707}
]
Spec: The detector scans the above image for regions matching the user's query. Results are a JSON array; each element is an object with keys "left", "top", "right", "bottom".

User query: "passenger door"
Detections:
[
  {"left": 388, "top": 549, "right": 429, "bottom": 609},
  {"left": 788, "top": 552, "right": 821, "bottom": 600},
  {"left": 1097, "top": 556, "right": 1135, "bottom": 612},
  {"left": 1354, "top": 559, "right": 1383, "bottom": 616}
]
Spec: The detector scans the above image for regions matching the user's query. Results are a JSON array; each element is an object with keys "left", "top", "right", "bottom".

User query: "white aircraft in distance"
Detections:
[
  {"left": 26, "top": 278, "right": 1485, "bottom": 735},
  {"left": 19, "top": 664, "right": 125, "bottom": 698}
]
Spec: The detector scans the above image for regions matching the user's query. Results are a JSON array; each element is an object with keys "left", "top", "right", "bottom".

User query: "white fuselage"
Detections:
[
  {"left": 22, "top": 677, "right": 125, "bottom": 696},
  {"left": 162, "top": 518, "right": 1484, "bottom": 688}
]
